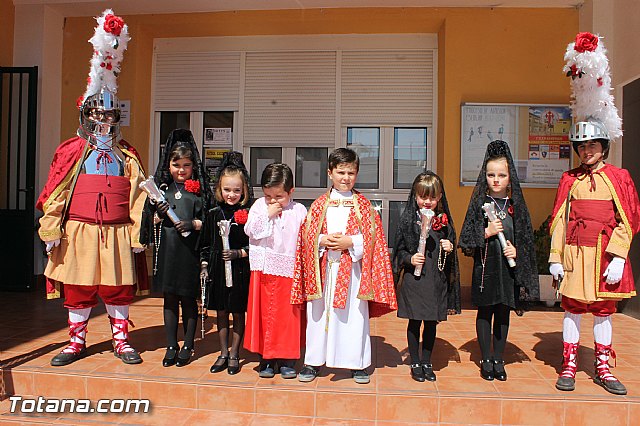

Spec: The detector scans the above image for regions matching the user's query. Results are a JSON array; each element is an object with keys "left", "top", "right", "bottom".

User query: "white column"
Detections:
[{"left": 13, "top": 4, "right": 64, "bottom": 274}]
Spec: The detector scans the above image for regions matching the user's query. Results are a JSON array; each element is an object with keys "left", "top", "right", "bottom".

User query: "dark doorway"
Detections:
[
  {"left": 619, "top": 77, "right": 640, "bottom": 318},
  {"left": 0, "top": 67, "right": 38, "bottom": 291}
]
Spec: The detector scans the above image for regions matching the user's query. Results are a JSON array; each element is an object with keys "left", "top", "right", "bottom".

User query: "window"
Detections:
[
  {"left": 394, "top": 128, "right": 427, "bottom": 189},
  {"left": 387, "top": 200, "right": 408, "bottom": 251},
  {"left": 296, "top": 147, "right": 328, "bottom": 188},
  {"left": 250, "top": 147, "right": 282, "bottom": 187},
  {"left": 346, "top": 128, "right": 379, "bottom": 190}
]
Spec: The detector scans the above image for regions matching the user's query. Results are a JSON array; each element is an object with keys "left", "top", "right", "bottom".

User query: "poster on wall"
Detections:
[
  {"left": 525, "top": 106, "right": 572, "bottom": 183},
  {"left": 460, "top": 103, "right": 571, "bottom": 187},
  {"left": 460, "top": 104, "right": 517, "bottom": 183},
  {"left": 204, "top": 148, "right": 230, "bottom": 187},
  {"left": 204, "top": 128, "right": 232, "bottom": 146}
]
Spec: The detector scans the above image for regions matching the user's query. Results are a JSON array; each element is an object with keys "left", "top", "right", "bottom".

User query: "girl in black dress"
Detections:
[
  {"left": 459, "top": 140, "right": 538, "bottom": 381},
  {"left": 393, "top": 172, "right": 461, "bottom": 383},
  {"left": 140, "top": 129, "right": 211, "bottom": 367},
  {"left": 200, "top": 152, "right": 252, "bottom": 375}
]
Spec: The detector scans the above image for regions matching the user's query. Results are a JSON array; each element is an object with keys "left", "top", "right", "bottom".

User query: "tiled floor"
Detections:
[{"left": 1, "top": 289, "right": 640, "bottom": 425}]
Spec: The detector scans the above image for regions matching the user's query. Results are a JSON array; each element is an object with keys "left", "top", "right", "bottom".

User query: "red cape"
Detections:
[{"left": 549, "top": 164, "right": 640, "bottom": 297}]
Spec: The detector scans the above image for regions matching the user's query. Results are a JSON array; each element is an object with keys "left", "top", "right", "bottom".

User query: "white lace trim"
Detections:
[{"left": 249, "top": 247, "right": 296, "bottom": 278}]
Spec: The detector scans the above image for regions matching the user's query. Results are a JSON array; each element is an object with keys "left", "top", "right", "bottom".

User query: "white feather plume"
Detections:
[
  {"left": 80, "top": 9, "right": 130, "bottom": 104},
  {"left": 563, "top": 34, "right": 622, "bottom": 140}
]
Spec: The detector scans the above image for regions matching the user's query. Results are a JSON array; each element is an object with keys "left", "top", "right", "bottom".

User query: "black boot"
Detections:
[
  {"left": 480, "top": 359, "right": 494, "bottom": 381},
  {"left": 493, "top": 359, "right": 507, "bottom": 381},
  {"left": 421, "top": 362, "right": 436, "bottom": 382}
]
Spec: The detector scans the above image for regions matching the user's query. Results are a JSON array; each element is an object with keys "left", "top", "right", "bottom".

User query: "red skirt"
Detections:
[{"left": 244, "top": 271, "right": 305, "bottom": 359}]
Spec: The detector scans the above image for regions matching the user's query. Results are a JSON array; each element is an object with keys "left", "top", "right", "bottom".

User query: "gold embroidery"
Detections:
[
  {"left": 550, "top": 248, "right": 562, "bottom": 254},
  {"left": 39, "top": 229, "right": 63, "bottom": 238},
  {"left": 608, "top": 237, "right": 630, "bottom": 250},
  {"left": 601, "top": 173, "right": 633, "bottom": 238},
  {"left": 327, "top": 198, "right": 355, "bottom": 207},
  {"left": 42, "top": 163, "right": 79, "bottom": 212}
]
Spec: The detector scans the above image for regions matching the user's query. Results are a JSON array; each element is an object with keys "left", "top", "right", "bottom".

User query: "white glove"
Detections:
[
  {"left": 132, "top": 247, "right": 146, "bottom": 254},
  {"left": 45, "top": 239, "right": 61, "bottom": 253},
  {"left": 603, "top": 256, "right": 625, "bottom": 284},
  {"left": 549, "top": 263, "right": 564, "bottom": 281}
]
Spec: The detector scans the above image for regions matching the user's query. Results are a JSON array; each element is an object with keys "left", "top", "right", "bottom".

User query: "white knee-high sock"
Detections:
[
  {"left": 63, "top": 308, "right": 91, "bottom": 352},
  {"left": 563, "top": 311, "right": 581, "bottom": 343},
  {"left": 105, "top": 304, "right": 129, "bottom": 339},
  {"left": 593, "top": 315, "right": 613, "bottom": 345}
]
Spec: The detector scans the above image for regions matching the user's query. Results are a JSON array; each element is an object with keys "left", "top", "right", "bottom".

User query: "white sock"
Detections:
[
  {"left": 105, "top": 304, "right": 131, "bottom": 345},
  {"left": 563, "top": 311, "right": 581, "bottom": 343},
  {"left": 593, "top": 315, "right": 613, "bottom": 346},
  {"left": 64, "top": 308, "right": 91, "bottom": 352}
]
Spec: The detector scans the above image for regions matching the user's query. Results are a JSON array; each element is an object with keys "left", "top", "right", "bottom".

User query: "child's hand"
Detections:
[
  {"left": 267, "top": 201, "right": 283, "bottom": 218},
  {"left": 485, "top": 219, "right": 503, "bottom": 238},
  {"left": 440, "top": 239, "right": 453, "bottom": 253},
  {"left": 411, "top": 253, "right": 426, "bottom": 266},
  {"left": 503, "top": 240, "right": 516, "bottom": 259},
  {"left": 156, "top": 201, "right": 170, "bottom": 218},
  {"left": 325, "top": 233, "right": 353, "bottom": 250}
]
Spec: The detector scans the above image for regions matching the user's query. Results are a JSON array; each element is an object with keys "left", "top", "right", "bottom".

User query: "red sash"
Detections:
[
  {"left": 567, "top": 200, "right": 616, "bottom": 247},
  {"left": 67, "top": 175, "right": 131, "bottom": 225}
]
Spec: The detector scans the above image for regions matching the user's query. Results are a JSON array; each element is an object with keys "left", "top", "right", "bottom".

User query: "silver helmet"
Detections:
[
  {"left": 569, "top": 119, "right": 610, "bottom": 143},
  {"left": 78, "top": 88, "right": 121, "bottom": 141}
]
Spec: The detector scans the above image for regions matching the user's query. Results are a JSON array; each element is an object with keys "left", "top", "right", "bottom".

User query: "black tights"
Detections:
[
  {"left": 406, "top": 319, "right": 437, "bottom": 365},
  {"left": 476, "top": 304, "right": 511, "bottom": 361},
  {"left": 163, "top": 292, "right": 198, "bottom": 349},
  {"left": 216, "top": 310, "right": 245, "bottom": 357}
]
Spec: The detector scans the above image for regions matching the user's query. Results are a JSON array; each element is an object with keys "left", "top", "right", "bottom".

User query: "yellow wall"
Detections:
[
  {"left": 60, "top": 7, "right": 578, "bottom": 285},
  {"left": 0, "top": 0, "right": 14, "bottom": 66}
]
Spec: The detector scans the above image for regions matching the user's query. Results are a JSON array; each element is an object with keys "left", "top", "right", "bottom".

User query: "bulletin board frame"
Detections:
[{"left": 460, "top": 103, "right": 573, "bottom": 188}]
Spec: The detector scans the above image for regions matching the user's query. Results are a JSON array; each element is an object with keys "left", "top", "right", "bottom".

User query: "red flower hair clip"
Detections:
[
  {"left": 234, "top": 209, "right": 249, "bottom": 225},
  {"left": 184, "top": 179, "right": 201, "bottom": 195}
]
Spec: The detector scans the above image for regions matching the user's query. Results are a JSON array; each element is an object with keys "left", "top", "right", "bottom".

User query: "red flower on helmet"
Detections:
[
  {"left": 104, "top": 14, "right": 125, "bottom": 37},
  {"left": 234, "top": 209, "right": 249, "bottom": 225},
  {"left": 574, "top": 32, "right": 598, "bottom": 53},
  {"left": 76, "top": 95, "right": 84, "bottom": 110},
  {"left": 184, "top": 179, "right": 201, "bottom": 195}
]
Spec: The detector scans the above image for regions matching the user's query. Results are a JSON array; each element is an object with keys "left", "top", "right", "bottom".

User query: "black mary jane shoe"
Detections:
[
  {"left": 480, "top": 359, "right": 494, "bottom": 381},
  {"left": 210, "top": 355, "right": 229, "bottom": 373},
  {"left": 493, "top": 359, "right": 507, "bottom": 381},
  {"left": 228, "top": 355, "right": 241, "bottom": 375},
  {"left": 410, "top": 363, "right": 425, "bottom": 382},
  {"left": 421, "top": 362, "right": 437, "bottom": 382},
  {"left": 162, "top": 346, "right": 179, "bottom": 367},
  {"left": 175, "top": 346, "right": 194, "bottom": 367}
]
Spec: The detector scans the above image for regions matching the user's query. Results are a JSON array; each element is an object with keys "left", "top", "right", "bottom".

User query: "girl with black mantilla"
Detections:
[
  {"left": 200, "top": 151, "right": 252, "bottom": 375},
  {"left": 393, "top": 171, "right": 461, "bottom": 383},
  {"left": 140, "top": 129, "right": 211, "bottom": 367},
  {"left": 459, "top": 140, "right": 538, "bottom": 381}
]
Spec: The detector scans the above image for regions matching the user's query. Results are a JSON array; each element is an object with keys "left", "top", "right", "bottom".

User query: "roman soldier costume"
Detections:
[
  {"left": 549, "top": 32, "right": 640, "bottom": 394},
  {"left": 36, "top": 10, "right": 148, "bottom": 366}
]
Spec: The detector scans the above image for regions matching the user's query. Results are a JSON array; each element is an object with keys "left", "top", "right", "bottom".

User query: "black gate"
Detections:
[{"left": 0, "top": 67, "right": 38, "bottom": 291}]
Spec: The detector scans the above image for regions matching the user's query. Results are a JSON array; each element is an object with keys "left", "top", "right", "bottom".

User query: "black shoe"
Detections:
[
  {"left": 493, "top": 359, "right": 507, "bottom": 381},
  {"left": 421, "top": 362, "right": 436, "bottom": 382},
  {"left": 480, "top": 359, "right": 494, "bottom": 381},
  {"left": 175, "top": 346, "right": 193, "bottom": 367},
  {"left": 227, "top": 355, "right": 240, "bottom": 375},
  {"left": 352, "top": 369, "right": 370, "bottom": 384},
  {"left": 298, "top": 365, "right": 320, "bottom": 382},
  {"left": 115, "top": 348, "right": 143, "bottom": 364},
  {"left": 279, "top": 365, "right": 297, "bottom": 379},
  {"left": 210, "top": 355, "right": 229, "bottom": 373},
  {"left": 555, "top": 376, "right": 575, "bottom": 391},
  {"left": 410, "top": 363, "right": 425, "bottom": 382},
  {"left": 162, "top": 346, "right": 179, "bottom": 367},
  {"left": 50, "top": 347, "right": 87, "bottom": 367},
  {"left": 594, "top": 375, "right": 627, "bottom": 395},
  {"left": 259, "top": 362, "right": 276, "bottom": 378}
]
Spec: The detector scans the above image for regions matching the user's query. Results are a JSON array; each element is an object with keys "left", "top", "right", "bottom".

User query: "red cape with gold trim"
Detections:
[
  {"left": 36, "top": 135, "right": 149, "bottom": 298},
  {"left": 549, "top": 164, "right": 640, "bottom": 297},
  {"left": 291, "top": 190, "right": 397, "bottom": 318}
]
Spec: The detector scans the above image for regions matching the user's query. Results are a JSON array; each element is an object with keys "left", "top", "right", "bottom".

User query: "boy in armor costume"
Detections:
[
  {"left": 549, "top": 32, "right": 640, "bottom": 395},
  {"left": 36, "top": 10, "right": 148, "bottom": 366}
]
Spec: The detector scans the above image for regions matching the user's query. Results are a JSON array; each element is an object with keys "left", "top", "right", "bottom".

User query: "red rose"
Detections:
[
  {"left": 234, "top": 209, "right": 248, "bottom": 225},
  {"left": 440, "top": 213, "right": 448, "bottom": 226},
  {"left": 76, "top": 95, "right": 84, "bottom": 110},
  {"left": 574, "top": 32, "right": 598, "bottom": 53},
  {"left": 184, "top": 179, "right": 200, "bottom": 195},
  {"left": 103, "top": 14, "right": 125, "bottom": 37},
  {"left": 431, "top": 217, "right": 442, "bottom": 231}
]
